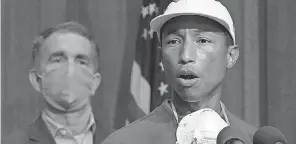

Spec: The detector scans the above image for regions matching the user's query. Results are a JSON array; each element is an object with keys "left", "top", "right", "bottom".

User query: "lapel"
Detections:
[
  {"left": 224, "top": 109, "right": 254, "bottom": 144},
  {"left": 28, "top": 115, "right": 56, "bottom": 144},
  {"left": 224, "top": 109, "right": 243, "bottom": 129},
  {"left": 28, "top": 115, "right": 109, "bottom": 144},
  {"left": 93, "top": 118, "right": 109, "bottom": 144}
]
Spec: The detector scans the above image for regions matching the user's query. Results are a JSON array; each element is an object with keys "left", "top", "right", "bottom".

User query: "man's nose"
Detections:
[
  {"left": 66, "top": 61, "right": 75, "bottom": 76},
  {"left": 179, "top": 41, "right": 196, "bottom": 64}
]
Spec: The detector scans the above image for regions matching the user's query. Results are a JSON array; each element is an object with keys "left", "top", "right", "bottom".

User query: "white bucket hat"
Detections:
[{"left": 150, "top": 0, "right": 235, "bottom": 44}]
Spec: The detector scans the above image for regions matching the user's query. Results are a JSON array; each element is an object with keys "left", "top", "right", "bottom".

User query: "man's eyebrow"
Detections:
[
  {"left": 163, "top": 29, "right": 207, "bottom": 36},
  {"left": 76, "top": 54, "right": 91, "bottom": 61},
  {"left": 163, "top": 28, "right": 180, "bottom": 35},
  {"left": 191, "top": 29, "right": 205, "bottom": 33},
  {"left": 162, "top": 29, "right": 185, "bottom": 40},
  {"left": 48, "top": 51, "right": 65, "bottom": 59}
]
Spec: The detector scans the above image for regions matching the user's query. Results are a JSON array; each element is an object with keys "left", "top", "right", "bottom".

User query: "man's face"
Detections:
[
  {"left": 32, "top": 31, "right": 101, "bottom": 112},
  {"left": 161, "top": 15, "right": 236, "bottom": 102}
]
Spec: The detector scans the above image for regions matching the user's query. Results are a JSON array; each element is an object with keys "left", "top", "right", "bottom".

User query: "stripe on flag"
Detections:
[{"left": 130, "top": 60, "right": 151, "bottom": 114}]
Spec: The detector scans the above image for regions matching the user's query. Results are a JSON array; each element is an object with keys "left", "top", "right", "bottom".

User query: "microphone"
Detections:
[
  {"left": 216, "top": 126, "right": 249, "bottom": 144},
  {"left": 253, "top": 126, "right": 288, "bottom": 144}
]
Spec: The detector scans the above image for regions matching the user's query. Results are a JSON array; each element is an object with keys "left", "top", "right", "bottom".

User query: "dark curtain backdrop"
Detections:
[{"left": 265, "top": 0, "right": 296, "bottom": 142}]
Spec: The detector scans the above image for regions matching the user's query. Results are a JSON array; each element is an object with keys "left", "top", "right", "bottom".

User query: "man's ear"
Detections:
[
  {"left": 227, "top": 45, "right": 239, "bottom": 68},
  {"left": 29, "top": 69, "right": 42, "bottom": 92},
  {"left": 91, "top": 72, "right": 101, "bottom": 96}
]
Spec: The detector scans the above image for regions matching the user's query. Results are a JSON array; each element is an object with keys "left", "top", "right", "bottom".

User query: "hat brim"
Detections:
[{"left": 150, "top": 12, "right": 231, "bottom": 40}]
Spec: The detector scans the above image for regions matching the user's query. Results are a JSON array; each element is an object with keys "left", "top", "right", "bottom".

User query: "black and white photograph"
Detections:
[{"left": 1, "top": 0, "right": 295, "bottom": 143}]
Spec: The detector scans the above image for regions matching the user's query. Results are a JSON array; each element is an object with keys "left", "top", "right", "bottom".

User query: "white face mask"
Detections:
[
  {"left": 38, "top": 63, "right": 97, "bottom": 112},
  {"left": 176, "top": 108, "right": 229, "bottom": 144}
]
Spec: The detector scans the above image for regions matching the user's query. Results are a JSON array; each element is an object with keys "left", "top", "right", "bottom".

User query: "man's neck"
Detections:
[
  {"left": 43, "top": 103, "right": 93, "bottom": 135},
  {"left": 172, "top": 87, "right": 222, "bottom": 120}
]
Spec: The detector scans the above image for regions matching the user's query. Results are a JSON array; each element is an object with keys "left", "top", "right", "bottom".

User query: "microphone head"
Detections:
[
  {"left": 253, "top": 126, "right": 288, "bottom": 144},
  {"left": 216, "top": 126, "right": 249, "bottom": 144}
]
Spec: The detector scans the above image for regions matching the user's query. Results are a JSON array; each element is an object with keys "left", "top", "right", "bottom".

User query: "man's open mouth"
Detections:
[
  {"left": 178, "top": 74, "right": 199, "bottom": 79},
  {"left": 177, "top": 70, "right": 199, "bottom": 79},
  {"left": 177, "top": 70, "right": 200, "bottom": 87}
]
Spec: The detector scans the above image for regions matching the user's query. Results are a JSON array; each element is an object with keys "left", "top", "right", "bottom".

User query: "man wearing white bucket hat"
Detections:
[{"left": 101, "top": 0, "right": 257, "bottom": 143}]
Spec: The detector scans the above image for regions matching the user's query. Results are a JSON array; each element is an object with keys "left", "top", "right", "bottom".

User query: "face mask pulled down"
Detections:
[
  {"left": 176, "top": 108, "right": 229, "bottom": 144},
  {"left": 38, "top": 64, "right": 97, "bottom": 112}
]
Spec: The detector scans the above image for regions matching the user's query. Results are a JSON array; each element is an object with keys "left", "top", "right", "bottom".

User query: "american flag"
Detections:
[
  {"left": 132, "top": 0, "right": 173, "bottom": 116},
  {"left": 113, "top": 0, "right": 173, "bottom": 130}
]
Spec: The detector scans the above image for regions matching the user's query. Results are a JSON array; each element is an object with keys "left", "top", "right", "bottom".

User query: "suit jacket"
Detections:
[
  {"left": 101, "top": 100, "right": 258, "bottom": 144},
  {"left": 3, "top": 115, "right": 109, "bottom": 144}
]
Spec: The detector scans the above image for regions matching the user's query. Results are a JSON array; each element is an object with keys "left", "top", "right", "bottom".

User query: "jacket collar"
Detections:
[
  {"left": 28, "top": 115, "right": 56, "bottom": 144},
  {"left": 41, "top": 111, "right": 96, "bottom": 137},
  {"left": 28, "top": 114, "right": 107, "bottom": 144}
]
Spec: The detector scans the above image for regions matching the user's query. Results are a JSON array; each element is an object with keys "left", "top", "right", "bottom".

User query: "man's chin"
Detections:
[
  {"left": 52, "top": 105, "right": 72, "bottom": 112},
  {"left": 63, "top": 104, "right": 88, "bottom": 113},
  {"left": 51, "top": 103, "right": 87, "bottom": 113},
  {"left": 179, "top": 96, "right": 202, "bottom": 103},
  {"left": 177, "top": 90, "right": 205, "bottom": 103}
]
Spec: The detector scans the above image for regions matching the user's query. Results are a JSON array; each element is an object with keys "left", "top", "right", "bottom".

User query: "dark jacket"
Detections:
[
  {"left": 101, "top": 101, "right": 257, "bottom": 144},
  {"left": 3, "top": 115, "right": 109, "bottom": 144}
]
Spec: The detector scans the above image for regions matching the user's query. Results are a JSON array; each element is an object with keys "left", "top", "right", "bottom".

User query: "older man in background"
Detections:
[
  {"left": 3, "top": 22, "right": 108, "bottom": 144},
  {"left": 101, "top": 0, "right": 257, "bottom": 144}
]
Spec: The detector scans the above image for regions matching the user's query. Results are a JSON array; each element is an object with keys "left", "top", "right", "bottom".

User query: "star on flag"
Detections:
[
  {"left": 142, "top": 28, "right": 148, "bottom": 39},
  {"left": 158, "top": 81, "right": 168, "bottom": 96},
  {"left": 141, "top": 6, "right": 149, "bottom": 18},
  {"left": 141, "top": 3, "right": 159, "bottom": 19},
  {"left": 159, "top": 62, "right": 164, "bottom": 71},
  {"left": 148, "top": 28, "right": 154, "bottom": 39},
  {"left": 148, "top": 3, "right": 159, "bottom": 15},
  {"left": 142, "top": 28, "right": 154, "bottom": 40}
]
